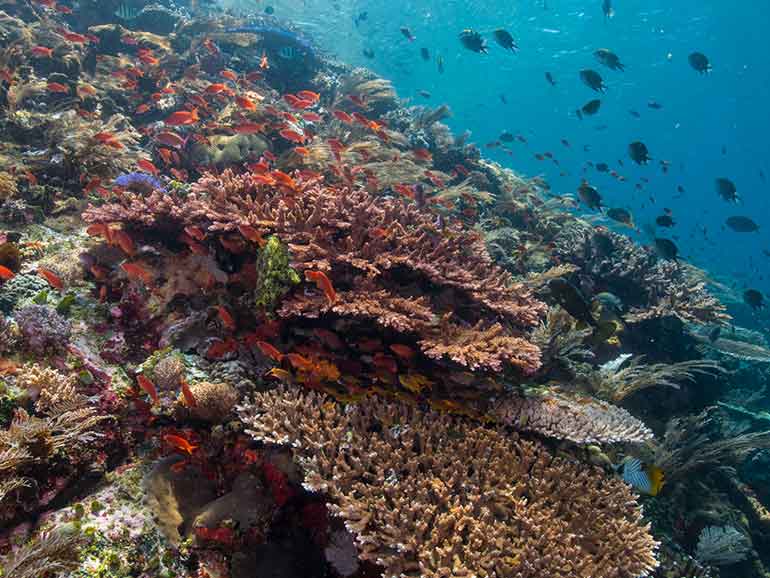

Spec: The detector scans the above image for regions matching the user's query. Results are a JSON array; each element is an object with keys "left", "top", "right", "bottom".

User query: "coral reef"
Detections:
[
  {"left": 14, "top": 304, "right": 72, "bottom": 354},
  {"left": 239, "top": 385, "right": 658, "bottom": 578}
]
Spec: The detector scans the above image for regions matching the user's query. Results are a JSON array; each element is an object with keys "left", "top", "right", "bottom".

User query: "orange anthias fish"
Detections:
[
  {"left": 180, "top": 378, "right": 197, "bottom": 408},
  {"left": 31, "top": 46, "right": 54, "bottom": 58},
  {"left": 279, "top": 128, "right": 305, "bottom": 144},
  {"left": 235, "top": 96, "right": 257, "bottom": 111},
  {"left": 207, "top": 337, "right": 239, "bottom": 359},
  {"left": 38, "top": 267, "right": 63, "bottom": 290},
  {"left": 216, "top": 305, "right": 236, "bottom": 331},
  {"left": 220, "top": 69, "right": 238, "bottom": 81},
  {"left": 47, "top": 82, "right": 70, "bottom": 93},
  {"left": 255, "top": 340, "right": 283, "bottom": 362},
  {"left": 304, "top": 270, "right": 336, "bottom": 305},
  {"left": 238, "top": 224, "right": 266, "bottom": 246},
  {"left": 163, "top": 433, "right": 197, "bottom": 455},
  {"left": 136, "top": 158, "right": 159, "bottom": 175},
  {"left": 259, "top": 52, "right": 269, "bottom": 69},
  {"left": 155, "top": 131, "right": 186, "bottom": 149},
  {"left": 121, "top": 261, "right": 153, "bottom": 285},
  {"left": 112, "top": 230, "right": 136, "bottom": 255},
  {"left": 297, "top": 90, "right": 320, "bottom": 103},
  {"left": 137, "top": 374, "right": 159, "bottom": 404},
  {"left": 389, "top": 344, "right": 416, "bottom": 361},
  {"left": 0, "top": 265, "right": 15, "bottom": 281},
  {"left": 164, "top": 108, "right": 199, "bottom": 126},
  {"left": 285, "top": 352, "right": 313, "bottom": 371}
]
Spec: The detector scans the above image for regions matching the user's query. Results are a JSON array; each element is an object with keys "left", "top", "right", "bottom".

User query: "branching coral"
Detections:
[
  {"left": 84, "top": 170, "right": 545, "bottom": 375},
  {"left": 15, "top": 363, "right": 81, "bottom": 413},
  {"left": 492, "top": 390, "right": 653, "bottom": 444},
  {"left": 239, "top": 385, "right": 658, "bottom": 578},
  {"left": 587, "top": 355, "right": 724, "bottom": 403}
]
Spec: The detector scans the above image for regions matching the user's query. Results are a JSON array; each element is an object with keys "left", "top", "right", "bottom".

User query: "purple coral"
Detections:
[
  {"left": 15, "top": 305, "right": 72, "bottom": 354},
  {"left": 113, "top": 172, "right": 164, "bottom": 194}
]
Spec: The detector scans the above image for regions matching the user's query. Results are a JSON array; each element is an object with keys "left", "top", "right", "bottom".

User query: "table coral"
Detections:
[{"left": 239, "top": 385, "right": 659, "bottom": 578}]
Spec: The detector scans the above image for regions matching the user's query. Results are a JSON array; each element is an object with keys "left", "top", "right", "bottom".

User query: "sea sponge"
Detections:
[
  {"left": 188, "top": 133, "right": 269, "bottom": 167},
  {"left": 152, "top": 354, "right": 185, "bottom": 391},
  {"left": 186, "top": 381, "right": 239, "bottom": 423}
]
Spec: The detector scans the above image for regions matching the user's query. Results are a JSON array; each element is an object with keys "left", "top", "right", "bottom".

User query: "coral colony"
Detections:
[{"left": 0, "top": 3, "right": 767, "bottom": 578}]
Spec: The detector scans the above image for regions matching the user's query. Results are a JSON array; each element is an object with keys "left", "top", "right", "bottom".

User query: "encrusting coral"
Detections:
[{"left": 239, "top": 385, "right": 658, "bottom": 578}]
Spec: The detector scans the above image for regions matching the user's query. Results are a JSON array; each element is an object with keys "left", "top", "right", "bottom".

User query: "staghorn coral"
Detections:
[
  {"left": 552, "top": 223, "right": 729, "bottom": 325},
  {"left": 14, "top": 304, "right": 72, "bottom": 354},
  {"left": 492, "top": 390, "right": 653, "bottom": 444},
  {"left": 84, "top": 171, "right": 546, "bottom": 375},
  {"left": 186, "top": 381, "right": 239, "bottom": 423},
  {"left": 587, "top": 355, "right": 724, "bottom": 403},
  {"left": 419, "top": 317, "right": 542, "bottom": 374},
  {"left": 239, "top": 385, "right": 658, "bottom": 578},
  {"left": 0, "top": 527, "right": 83, "bottom": 578}
]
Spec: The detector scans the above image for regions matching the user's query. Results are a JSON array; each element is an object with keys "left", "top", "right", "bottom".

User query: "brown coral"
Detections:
[
  {"left": 15, "top": 363, "right": 81, "bottom": 413},
  {"left": 152, "top": 354, "right": 186, "bottom": 391},
  {"left": 0, "top": 171, "right": 18, "bottom": 201},
  {"left": 491, "top": 390, "right": 654, "bottom": 445},
  {"left": 84, "top": 171, "right": 546, "bottom": 375},
  {"left": 186, "top": 381, "right": 239, "bottom": 423},
  {"left": 239, "top": 385, "right": 658, "bottom": 578}
]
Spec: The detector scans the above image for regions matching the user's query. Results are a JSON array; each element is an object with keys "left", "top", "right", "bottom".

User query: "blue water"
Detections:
[{"left": 256, "top": 0, "right": 770, "bottom": 315}]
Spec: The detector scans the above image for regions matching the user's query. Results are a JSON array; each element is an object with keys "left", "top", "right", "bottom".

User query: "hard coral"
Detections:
[
  {"left": 239, "top": 385, "right": 658, "bottom": 578},
  {"left": 15, "top": 304, "right": 72, "bottom": 354},
  {"left": 186, "top": 381, "right": 239, "bottom": 423},
  {"left": 84, "top": 170, "right": 546, "bottom": 375}
]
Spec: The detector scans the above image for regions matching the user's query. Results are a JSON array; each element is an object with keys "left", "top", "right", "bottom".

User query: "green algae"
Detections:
[{"left": 254, "top": 235, "right": 300, "bottom": 313}]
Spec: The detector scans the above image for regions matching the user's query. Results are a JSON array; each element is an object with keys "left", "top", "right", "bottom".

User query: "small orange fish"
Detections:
[
  {"left": 301, "top": 112, "right": 322, "bottom": 122},
  {"left": 255, "top": 340, "right": 283, "bottom": 362},
  {"left": 158, "top": 148, "right": 174, "bottom": 165},
  {"left": 238, "top": 224, "right": 266, "bottom": 246},
  {"left": 38, "top": 267, "right": 63, "bottom": 290},
  {"left": 235, "top": 96, "right": 257, "bottom": 110},
  {"left": 293, "top": 146, "right": 309, "bottom": 156},
  {"left": 220, "top": 69, "right": 238, "bottom": 81},
  {"left": 47, "top": 82, "right": 69, "bottom": 93},
  {"left": 180, "top": 378, "right": 197, "bottom": 408},
  {"left": 205, "top": 82, "right": 227, "bottom": 94},
  {"left": 207, "top": 337, "right": 238, "bottom": 359},
  {"left": 216, "top": 305, "right": 236, "bottom": 331},
  {"left": 304, "top": 270, "right": 336, "bottom": 305},
  {"left": 413, "top": 148, "right": 432, "bottom": 161},
  {"left": 31, "top": 46, "right": 54, "bottom": 58},
  {"left": 121, "top": 261, "right": 153, "bottom": 285},
  {"left": 259, "top": 52, "right": 269, "bottom": 69},
  {"left": 59, "top": 31, "right": 88, "bottom": 43},
  {"left": 164, "top": 108, "right": 199, "bottom": 126},
  {"left": 0, "top": 265, "right": 15, "bottom": 281},
  {"left": 279, "top": 129, "right": 305, "bottom": 144},
  {"left": 163, "top": 433, "right": 197, "bottom": 455},
  {"left": 285, "top": 352, "right": 313, "bottom": 371},
  {"left": 137, "top": 374, "right": 159, "bottom": 404},
  {"left": 155, "top": 131, "right": 185, "bottom": 148},
  {"left": 136, "top": 158, "right": 159, "bottom": 175},
  {"left": 233, "top": 122, "right": 266, "bottom": 134},
  {"left": 333, "top": 110, "right": 353, "bottom": 123},
  {"left": 389, "top": 344, "right": 416, "bottom": 361},
  {"left": 297, "top": 90, "right": 320, "bottom": 103},
  {"left": 113, "top": 230, "right": 136, "bottom": 255}
]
